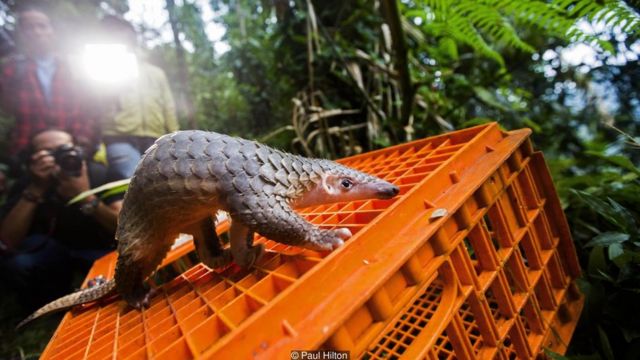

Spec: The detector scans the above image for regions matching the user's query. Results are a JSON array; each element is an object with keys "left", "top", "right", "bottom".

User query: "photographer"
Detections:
[
  {"left": 0, "top": 129, "right": 122, "bottom": 310},
  {"left": 0, "top": 5, "right": 99, "bottom": 159}
]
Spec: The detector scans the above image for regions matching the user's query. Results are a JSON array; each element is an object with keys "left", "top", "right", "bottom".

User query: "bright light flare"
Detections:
[{"left": 82, "top": 44, "right": 138, "bottom": 84}]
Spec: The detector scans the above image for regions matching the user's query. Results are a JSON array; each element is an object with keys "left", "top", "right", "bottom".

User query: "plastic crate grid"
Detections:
[
  {"left": 256, "top": 134, "right": 470, "bottom": 255},
  {"left": 40, "top": 123, "right": 583, "bottom": 360},
  {"left": 360, "top": 138, "right": 582, "bottom": 359}
]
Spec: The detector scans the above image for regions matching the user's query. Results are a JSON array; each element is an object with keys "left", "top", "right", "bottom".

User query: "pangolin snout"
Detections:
[{"left": 376, "top": 183, "right": 400, "bottom": 199}]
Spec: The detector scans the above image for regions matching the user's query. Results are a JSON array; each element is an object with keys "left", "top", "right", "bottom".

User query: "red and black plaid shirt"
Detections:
[{"left": 0, "top": 54, "right": 99, "bottom": 156}]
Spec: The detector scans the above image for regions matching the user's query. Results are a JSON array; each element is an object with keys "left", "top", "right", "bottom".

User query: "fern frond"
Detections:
[
  {"left": 491, "top": 0, "right": 623, "bottom": 51},
  {"left": 459, "top": 2, "right": 536, "bottom": 53},
  {"left": 595, "top": 1, "right": 640, "bottom": 34},
  {"left": 410, "top": 0, "right": 639, "bottom": 64},
  {"left": 446, "top": 12, "right": 505, "bottom": 64}
]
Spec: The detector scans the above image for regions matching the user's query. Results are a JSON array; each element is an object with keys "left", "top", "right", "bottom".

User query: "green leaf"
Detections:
[
  {"left": 570, "top": 190, "right": 634, "bottom": 232},
  {"left": 473, "top": 87, "right": 511, "bottom": 111},
  {"left": 67, "top": 179, "right": 131, "bottom": 205},
  {"left": 588, "top": 246, "right": 607, "bottom": 277},
  {"left": 607, "top": 197, "right": 637, "bottom": 234},
  {"left": 437, "top": 37, "right": 459, "bottom": 60},
  {"left": 575, "top": 219, "right": 604, "bottom": 238},
  {"left": 595, "top": 268, "right": 616, "bottom": 283},
  {"left": 544, "top": 349, "right": 569, "bottom": 360},
  {"left": 585, "top": 151, "right": 640, "bottom": 175},
  {"left": 585, "top": 232, "right": 630, "bottom": 247},
  {"left": 522, "top": 118, "right": 542, "bottom": 133},
  {"left": 608, "top": 243, "right": 624, "bottom": 261},
  {"left": 620, "top": 324, "right": 640, "bottom": 343},
  {"left": 598, "top": 325, "right": 616, "bottom": 360},
  {"left": 99, "top": 184, "right": 130, "bottom": 200},
  {"left": 611, "top": 249, "right": 637, "bottom": 268},
  {"left": 459, "top": 117, "right": 494, "bottom": 128}
]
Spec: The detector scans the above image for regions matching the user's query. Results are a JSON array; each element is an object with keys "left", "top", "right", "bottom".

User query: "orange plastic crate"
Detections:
[{"left": 39, "top": 123, "right": 583, "bottom": 359}]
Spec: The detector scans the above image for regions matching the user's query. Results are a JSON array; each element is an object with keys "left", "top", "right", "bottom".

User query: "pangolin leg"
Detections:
[
  {"left": 117, "top": 257, "right": 154, "bottom": 310},
  {"left": 193, "top": 216, "right": 232, "bottom": 269},
  {"left": 230, "top": 196, "right": 352, "bottom": 251},
  {"left": 229, "top": 220, "right": 264, "bottom": 268}
]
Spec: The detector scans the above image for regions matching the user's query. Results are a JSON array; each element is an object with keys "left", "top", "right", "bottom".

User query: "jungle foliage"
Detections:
[{"left": 0, "top": 0, "right": 639, "bottom": 359}]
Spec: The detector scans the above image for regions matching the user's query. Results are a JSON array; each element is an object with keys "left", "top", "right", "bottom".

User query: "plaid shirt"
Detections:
[{"left": 0, "top": 54, "right": 99, "bottom": 156}]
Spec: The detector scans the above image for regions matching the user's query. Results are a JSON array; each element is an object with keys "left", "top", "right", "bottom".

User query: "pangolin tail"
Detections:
[{"left": 16, "top": 279, "right": 117, "bottom": 329}]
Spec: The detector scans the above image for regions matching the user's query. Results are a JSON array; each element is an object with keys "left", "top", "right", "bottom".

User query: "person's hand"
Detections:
[
  {"left": 56, "top": 162, "right": 91, "bottom": 200},
  {"left": 28, "top": 150, "right": 55, "bottom": 191}
]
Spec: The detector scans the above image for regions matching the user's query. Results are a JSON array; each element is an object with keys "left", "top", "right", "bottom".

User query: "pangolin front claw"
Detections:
[
  {"left": 125, "top": 286, "right": 156, "bottom": 310},
  {"left": 234, "top": 244, "right": 265, "bottom": 268},
  {"left": 203, "top": 249, "right": 234, "bottom": 269},
  {"left": 304, "top": 227, "right": 353, "bottom": 251},
  {"left": 334, "top": 227, "right": 352, "bottom": 241}
]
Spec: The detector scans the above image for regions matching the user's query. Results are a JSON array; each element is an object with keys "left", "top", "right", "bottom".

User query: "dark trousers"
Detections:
[{"left": 0, "top": 235, "right": 111, "bottom": 311}]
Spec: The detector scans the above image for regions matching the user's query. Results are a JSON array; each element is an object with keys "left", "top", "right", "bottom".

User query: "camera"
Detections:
[{"left": 50, "top": 144, "right": 84, "bottom": 177}]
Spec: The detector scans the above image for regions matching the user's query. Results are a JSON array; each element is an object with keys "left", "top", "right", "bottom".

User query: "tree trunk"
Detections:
[
  {"left": 166, "top": 0, "right": 197, "bottom": 129},
  {"left": 380, "top": 0, "right": 414, "bottom": 140}
]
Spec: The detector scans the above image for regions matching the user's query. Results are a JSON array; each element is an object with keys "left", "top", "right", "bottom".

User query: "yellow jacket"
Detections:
[{"left": 102, "top": 62, "right": 179, "bottom": 138}]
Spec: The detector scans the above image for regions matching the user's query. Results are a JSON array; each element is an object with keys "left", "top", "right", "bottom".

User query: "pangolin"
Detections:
[{"left": 17, "top": 130, "right": 399, "bottom": 328}]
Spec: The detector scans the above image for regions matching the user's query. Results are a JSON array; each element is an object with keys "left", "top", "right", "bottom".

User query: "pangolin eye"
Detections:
[{"left": 341, "top": 179, "right": 353, "bottom": 189}]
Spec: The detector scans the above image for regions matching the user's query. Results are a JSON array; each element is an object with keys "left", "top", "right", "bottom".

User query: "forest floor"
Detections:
[{"left": 0, "top": 279, "right": 77, "bottom": 359}]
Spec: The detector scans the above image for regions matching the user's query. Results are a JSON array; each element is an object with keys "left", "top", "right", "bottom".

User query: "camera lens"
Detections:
[
  {"left": 52, "top": 144, "right": 84, "bottom": 177},
  {"left": 59, "top": 152, "right": 82, "bottom": 172}
]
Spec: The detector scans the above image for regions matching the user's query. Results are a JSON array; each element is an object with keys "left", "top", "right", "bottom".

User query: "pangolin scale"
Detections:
[{"left": 18, "top": 130, "right": 399, "bottom": 328}]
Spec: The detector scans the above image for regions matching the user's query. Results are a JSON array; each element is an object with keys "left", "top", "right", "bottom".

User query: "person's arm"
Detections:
[
  {"left": 77, "top": 195, "right": 122, "bottom": 233},
  {"left": 0, "top": 151, "right": 54, "bottom": 250},
  {"left": 56, "top": 163, "right": 121, "bottom": 233},
  {"left": 0, "top": 184, "right": 46, "bottom": 250}
]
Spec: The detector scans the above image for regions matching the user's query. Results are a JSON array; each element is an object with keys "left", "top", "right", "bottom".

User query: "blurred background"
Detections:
[{"left": 0, "top": 1, "right": 639, "bottom": 359}]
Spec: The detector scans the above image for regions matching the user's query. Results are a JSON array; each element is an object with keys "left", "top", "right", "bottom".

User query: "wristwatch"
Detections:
[
  {"left": 79, "top": 196, "right": 100, "bottom": 215},
  {"left": 22, "top": 190, "right": 44, "bottom": 203}
]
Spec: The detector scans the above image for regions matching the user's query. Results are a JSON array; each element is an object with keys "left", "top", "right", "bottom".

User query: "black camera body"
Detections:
[{"left": 50, "top": 144, "right": 84, "bottom": 177}]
